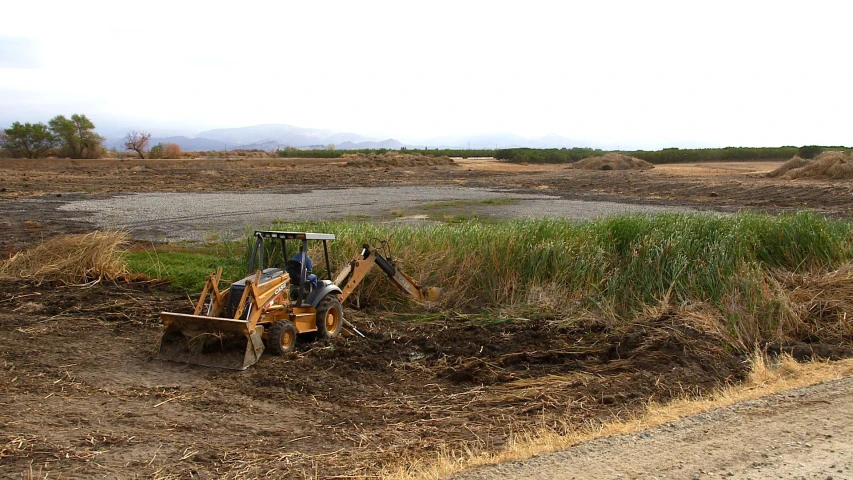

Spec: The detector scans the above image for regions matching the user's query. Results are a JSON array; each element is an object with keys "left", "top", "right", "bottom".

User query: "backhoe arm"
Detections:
[{"left": 333, "top": 244, "right": 441, "bottom": 303}]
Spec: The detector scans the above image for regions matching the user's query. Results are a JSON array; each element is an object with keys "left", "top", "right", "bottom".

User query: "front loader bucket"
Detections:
[{"left": 156, "top": 312, "right": 265, "bottom": 370}]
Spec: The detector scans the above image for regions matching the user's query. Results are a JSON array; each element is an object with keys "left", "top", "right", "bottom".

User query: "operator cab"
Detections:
[{"left": 246, "top": 231, "right": 336, "bottom": 306}]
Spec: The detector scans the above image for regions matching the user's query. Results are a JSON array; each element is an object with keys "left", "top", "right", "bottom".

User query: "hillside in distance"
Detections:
[
  {"left": 103, "top": 124, "right": 583, "bottom": 152},
  {"left": 195, "top": 124, "right": 370, "bottom": 147}
]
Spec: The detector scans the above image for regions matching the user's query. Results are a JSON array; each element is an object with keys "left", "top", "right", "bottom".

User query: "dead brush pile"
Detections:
[
  {"left": 567, "top": 153, "right": 654, "bottom": 171},
  {"left": 768, "top": 151, "right": 853, "bottom": 180},
  {"left": 0, "top": 231, "right": 131, "bottom": 285},
  {"left": 766, "top": 156, "right": 810, "bottom": 178},
  {"left": 343, "top": 152, "right": 455, "bottom": 168}
]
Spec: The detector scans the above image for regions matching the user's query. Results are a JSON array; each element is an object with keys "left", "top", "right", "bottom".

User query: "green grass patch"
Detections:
[
  {"left": 390, "top": 198, "right": 517, "bottom": 222},
  {"left": 126, "top": 242, "right": 245, "bottom": 292}
]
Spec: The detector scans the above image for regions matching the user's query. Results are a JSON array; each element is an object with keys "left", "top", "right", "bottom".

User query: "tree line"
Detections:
[
  {"left": 1, "top": 116, "right": 183, "bottom": 159},
  {"left": 1, "top": 114, "right": 105, "bottom": 159},
  {"left": 280, "top": 145, "right": 847, "bottom": 163},
  {"left": 495, "top": 146, "right": 849, "bottom": 164},
  {"left": 276, "top": 147, "right": 499, "bottom": 159}
]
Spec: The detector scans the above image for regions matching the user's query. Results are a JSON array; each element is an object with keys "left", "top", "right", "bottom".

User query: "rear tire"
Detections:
[
  {"left": 316, "top": 295, "right": 343, "bottom": 340},
  {"left": 267, "top": 320, "right": 297, "bottom": 355}
]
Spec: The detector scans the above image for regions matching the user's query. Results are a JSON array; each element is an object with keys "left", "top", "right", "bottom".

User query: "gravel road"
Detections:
[
  {"left": 453, "top": 377, "right": 853, "bottom": 480},
  {"left": 57, "top": 186, "right": 694, "bottom": 242}
]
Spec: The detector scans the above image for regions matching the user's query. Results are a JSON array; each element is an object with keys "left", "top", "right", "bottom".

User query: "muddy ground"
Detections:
[{"left": 2, "top": 157, "right": 853, "bottom": 478}]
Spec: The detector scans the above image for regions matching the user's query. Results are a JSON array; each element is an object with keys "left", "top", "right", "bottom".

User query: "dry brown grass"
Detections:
[
  {"left": 0, "top": 231, "right": 131, "bottom": 285},
  {"left": 386, "top": 354, "right": 853, "bottom": 479},
  {"left": 769, "top": 151, "right": 853, "bottom": 180},
  {"left": 771, "top": 264, "right": 853, "bottom": 343},
  {"left": 654, "top": 161, "right": 783, "bottom": 176},
  {"left": 767, "top": 156, "right": 810, "bottom": 178},
  {"left": 343, "top": 152, "right": 455, "bottom": 168},
  {"left": 567, "top": 153, "right": 654, "bottom": 171}
]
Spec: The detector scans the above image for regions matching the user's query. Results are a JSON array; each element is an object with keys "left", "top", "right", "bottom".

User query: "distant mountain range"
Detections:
[
  {"left": 105, "top": 123, "right": 580, "bottom": 152},
  {"left": 418, "top": 132, "right": 582, "bottom": 150}
]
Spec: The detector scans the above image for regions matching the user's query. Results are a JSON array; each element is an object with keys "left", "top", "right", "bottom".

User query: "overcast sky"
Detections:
[{"left": 1, "top": 1, "right": 850, "bottom": 148}]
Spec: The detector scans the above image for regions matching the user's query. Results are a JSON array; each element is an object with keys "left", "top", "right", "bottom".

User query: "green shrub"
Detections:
[
  {"left": 797, "top": 145, "right": 823, "bottom": 159},
  {"left": 148, "top": 143, "right": 165, "bottom": 159}
]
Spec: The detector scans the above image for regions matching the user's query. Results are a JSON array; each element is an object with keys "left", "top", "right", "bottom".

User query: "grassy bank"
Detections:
[{"left": 126, "top": 212, "right": 853, "bottom": 348}]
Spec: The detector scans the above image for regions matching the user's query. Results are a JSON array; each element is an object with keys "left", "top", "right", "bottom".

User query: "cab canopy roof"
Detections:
[{"left": 254, "top": 231, "right": 336, "bottom": 241}]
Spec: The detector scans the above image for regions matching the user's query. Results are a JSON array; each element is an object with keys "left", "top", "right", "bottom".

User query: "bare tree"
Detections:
[{"left": 124, "top": 131, "right": 151, "bottom": 159}]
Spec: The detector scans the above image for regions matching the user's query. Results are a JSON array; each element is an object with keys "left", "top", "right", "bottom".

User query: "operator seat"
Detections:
[
  {"left": 285, "top": 260, "right": 305, "bottom": 285},
  {"left": 288, "top": 258, "right": 319, "bottom": 291}
]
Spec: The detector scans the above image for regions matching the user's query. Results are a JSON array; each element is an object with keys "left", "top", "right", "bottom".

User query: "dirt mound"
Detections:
[
  {"left": 568, "top": 153, "right": 654, "bottom": 171},
  {"left": 769, "top": 151, "right": 853, "bottom": 180},
  {"left": 343, "top": 151, "right": 455, "bottom": 168}
]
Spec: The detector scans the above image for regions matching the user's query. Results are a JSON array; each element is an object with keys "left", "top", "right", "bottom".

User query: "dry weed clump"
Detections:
[
  {"left": 163, "top": 142, "right": 182, "bottom": 159},
  {"left": 771, "top": 264, "right": 853, "bottom": 343},
  {"left": 769, "top": 151, "right": 853, "bottom": 180},
  {"left": 632, "top": 263, "right": 853, "bottom": 353},
  {"left": 0, "top": 231, "right": 130, "bottom": 285},
  {"left": 343, "top": 152, "right": 455, "bottom": 168},
  {"left": 567, "top": 153, "right": 654, "bottom": 171}
]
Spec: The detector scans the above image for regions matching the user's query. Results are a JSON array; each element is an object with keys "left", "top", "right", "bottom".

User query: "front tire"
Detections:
[
  {"left": 267, "top": 320, "right": 297, "bottom": 355},
  {"left": 316, "top": 295, "right": 343, "bottom": 340}
]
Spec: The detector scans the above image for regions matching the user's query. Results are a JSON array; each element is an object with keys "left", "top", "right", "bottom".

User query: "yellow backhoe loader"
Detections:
[{"left": 157, "top": 230, "right": 440, "bottom": 370}]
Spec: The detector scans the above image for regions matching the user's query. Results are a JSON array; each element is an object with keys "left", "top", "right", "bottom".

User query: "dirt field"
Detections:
[
  {"left": 0, "top": 280, "right": 753, "bottom": 478},
  {"left": 2, "top": 156, "right": 853, "bottom": 478}
]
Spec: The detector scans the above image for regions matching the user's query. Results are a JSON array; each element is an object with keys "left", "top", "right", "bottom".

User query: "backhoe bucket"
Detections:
[{"left": 156, "top": 312, "right": 265, "bottom": 370}]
